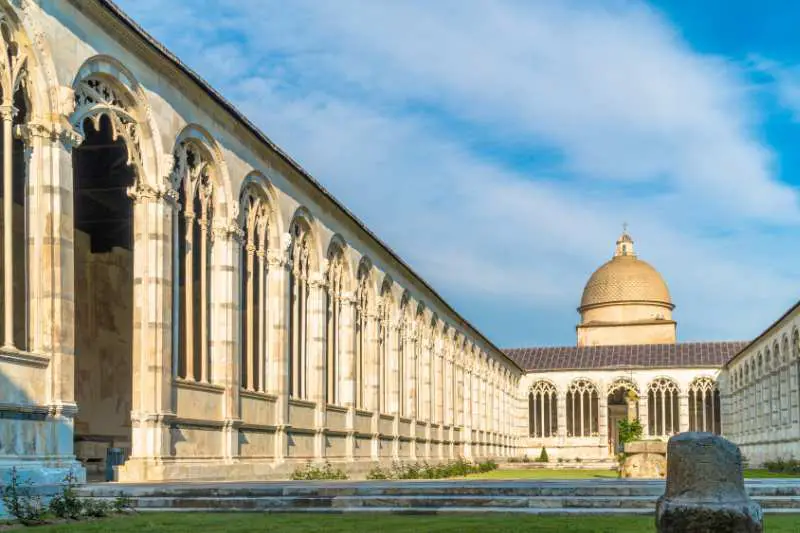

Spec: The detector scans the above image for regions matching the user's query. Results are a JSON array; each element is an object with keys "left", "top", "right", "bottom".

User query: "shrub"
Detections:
[
  {"left": 49, "top": 469, "right": 83, "bottom": 519},
  {"left": 535, "top": 448, "right": 549, "bottom": 463},
  {"left": 1, "top": 467, "right": 45, "bottom": 525},
  {"left": 81, "top": 499, "right": 113, "bottom": 518},
  {"left": 764, "top": 458, "right": 800, "bottom": 474},
  {"left": 366, "top": 464, "right": 390, "bottom": 480},
  {"left": 575, "top": 457, "right": 582, "bottom": 464},
  {"left": 112, "top": 492, "right": 134, "bottom": 513},
  {"left": 290, "top": 461, "right": 348, "bottom": 480},
  {"left": 617, "top": 419, "right": 643, "bottom": 445}
]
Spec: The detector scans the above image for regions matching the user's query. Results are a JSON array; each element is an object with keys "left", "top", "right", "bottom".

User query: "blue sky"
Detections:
[{"left": 116, "top": 0, "right": 800, "bottom": 347}]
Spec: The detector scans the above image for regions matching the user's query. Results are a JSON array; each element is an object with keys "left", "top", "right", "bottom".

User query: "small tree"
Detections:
[
  {"left": 536, "top": 447, "right": 549, "bottom": 463},
  {"left": 618, "top": 419, "right": 643, "bottom": 445}
]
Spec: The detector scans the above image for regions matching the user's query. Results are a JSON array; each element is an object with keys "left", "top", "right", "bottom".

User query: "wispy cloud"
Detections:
[{"left": 116, "top": 0, "right": 800, "bottom": 346}]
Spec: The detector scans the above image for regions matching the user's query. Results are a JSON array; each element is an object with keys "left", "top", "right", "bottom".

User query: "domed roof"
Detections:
[{"left": 580, "top": 231, "right": 672, "bottom": 309}]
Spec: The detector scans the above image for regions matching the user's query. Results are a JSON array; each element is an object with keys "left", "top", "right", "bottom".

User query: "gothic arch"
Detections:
[
  {"left": 606, "top": 376, "right": 639, "bottom": 395},
  {"left": 239, "top": 170, "right": 281, "bottom": 249},
  {"left": 172, "top": 124, "right": 233, "bottom": 222},
  {"left": 72, "top": 55, "right": 165, "bottom": 187},
  {"left": 288, "top": 206, "right": 321, "bottom": 270}
]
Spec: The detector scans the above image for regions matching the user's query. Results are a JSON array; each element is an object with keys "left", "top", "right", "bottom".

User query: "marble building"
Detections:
[
  {"left": 0, "top": 0, "right": 520, "bottom": 483},
  {"left": 506, "top": 231, "right": 745, "bottom": 461},
  {"left": 0, "top": 0, "right": 798, "bottom": 486}
]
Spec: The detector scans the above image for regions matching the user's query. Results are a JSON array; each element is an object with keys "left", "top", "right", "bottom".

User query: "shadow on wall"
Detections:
[{"left": 0, "top": 363, "right": 84, "bottom": 517}]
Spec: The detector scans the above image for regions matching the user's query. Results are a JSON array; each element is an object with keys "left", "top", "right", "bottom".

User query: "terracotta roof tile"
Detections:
[{"left": 504, "top": 341, "right": 748, "bottom": 371}]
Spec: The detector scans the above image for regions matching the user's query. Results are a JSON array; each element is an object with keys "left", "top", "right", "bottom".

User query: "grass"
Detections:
[
  {"left": 465, "top": 468, "right": 618, "bottom": 479},
  {"left": 463, "top": 467, "right": 800, "bottom": 480},
  {"left": 12, "top": 513, "right": 799, "bottom": 532}
]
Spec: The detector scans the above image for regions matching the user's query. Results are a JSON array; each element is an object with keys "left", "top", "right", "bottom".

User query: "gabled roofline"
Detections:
[
  {"left": 90, "top": 0, "right": 522, "bottom": 372},
  {"left": 724, "top": 298, "right": 800, "bottom": 368}
]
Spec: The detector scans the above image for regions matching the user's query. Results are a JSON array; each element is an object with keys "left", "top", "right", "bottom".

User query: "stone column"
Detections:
[
  {"left": 678, "top": 392, "right": 690, "bottom": 433},
  {"left": 598, "top": 389, "right": 609, "bottom": 452},
  {"left": 1, "top": 104, "right": 15, "bottom": 349},
  {"left": 338, "top": 292, "right": 357, "bottom": 461},
  {"left": 557, "top": 391, "right": 567, "bottom": 440},
  {"left": 30, "top": 122, "right": 83, "bottom": 468},
  {"left": 463, "top": 366, "right": 473, "bottom": 459},
  {"left": 123, "top": 183, "right": 177, "bottom": 475},
  {"left": 639, "top": 395, "right": 649, "bottom": 439},
  {"left": 307, "top": 269, "right": 328, "bottom": 460},
  {"left": 267, "top": 237, "right": 291, "bottom": 463},
  {"left": 210, "top": 222, "right": 242, "bottom": 462}
]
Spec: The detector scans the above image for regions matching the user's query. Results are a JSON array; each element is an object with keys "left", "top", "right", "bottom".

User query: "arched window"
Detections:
[
  {"left": 529, "top": 381, "right": 557, "bottom": 437},
  {"left": 239, "top": 190, "right": 269, "bottom": 392},
  {"left": 688, "top": 377, "right": 720, "bottom": 433},
  {"left": 398, "top": 293, "right": 410, "bottom": 417},
  {"left": 566, "top": 379, "right": 598, "bottom": 437},
  {"left": 325, "top": 242, "right": 345, "bottom": 405},
  {"left": 288, "top": 219, "right": 312, "bottom": 398},
  {"left": 173, "top": 139, "right": 215, "bottom": 383},
  {"left": 0, "top": 22, "right": 31, "bottom": 351},
  {"left": 648, "top": 378, "right": 679, "bottom": 436},
  {"left": 378, "top": 279, "right": 393, "bottom": 414},
  {"left": 354, "top": 260, "right": 372, "bottom": 409}
]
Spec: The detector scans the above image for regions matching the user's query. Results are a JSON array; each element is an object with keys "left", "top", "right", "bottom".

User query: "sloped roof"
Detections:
[
  {"left": 504, "top": 341, "right": 749, "bottom": 371},
  {"left": 91, "top": 0, "right": 522, "bottom": 372}
]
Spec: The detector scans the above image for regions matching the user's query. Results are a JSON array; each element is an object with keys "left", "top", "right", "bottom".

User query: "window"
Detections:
[
  {"left": 689, "top": 377, "right": 720, "bottom": 434},
  {"left": 529, "top": 381, "right": 557, "bottom": 437},
  {"left": 648, "top": 378, "right": 679, "bottom": 436},
  {"left": 240, "top": 192, "right": 269, "bottom": 392},
  {"left": 566, "top": 379, "right": 598, "bottom": 437},
  {"left": 174, "top": 141, "right": 214, "bottom": 383}
]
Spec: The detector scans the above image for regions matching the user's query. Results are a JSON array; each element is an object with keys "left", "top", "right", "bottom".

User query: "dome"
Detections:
[{"left": 579, "top": 231, "right": 672, "bottom": 310}]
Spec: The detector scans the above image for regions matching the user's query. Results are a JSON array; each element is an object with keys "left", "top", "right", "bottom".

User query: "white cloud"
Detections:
[{"left": 116, "top": 0, "right": 800, "bottom": 345}]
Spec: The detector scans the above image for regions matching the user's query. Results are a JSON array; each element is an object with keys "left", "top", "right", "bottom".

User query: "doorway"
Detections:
[{"left": 72, "top": 114, "right": 135, "bottom": 480}]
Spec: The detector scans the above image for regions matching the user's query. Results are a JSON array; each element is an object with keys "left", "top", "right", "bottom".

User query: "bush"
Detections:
[
  {"left": 535, "top": 448, "right": 549, "bottom": 463},
  {"left": 366, "top": 464, "right": 390, "bottom": 480},
  {"left": 617, "top": 419, "right": 643, "bottom": 445},
  {"left": 764, "top": 458, "right": 800, "bottom": 474},
  {"left": 290, "top": 461, "right": 348, "bottom": 480},
  {"left": 1, "top": 467, "right": 45, "bottom": 525},
  {"left": 49, "top": 470, "right": 83, "bottom": 519},
  {"left": 366, "top": 459, "right": 498, "bottom": 480}
]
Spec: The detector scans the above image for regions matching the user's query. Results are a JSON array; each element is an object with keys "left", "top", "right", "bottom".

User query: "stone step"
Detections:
[
  {"left": 78, "top": 483, "right": 800, "bottom": 499},
  {"left": 78, "top": 480, "right": 800, "bottom": 515}
]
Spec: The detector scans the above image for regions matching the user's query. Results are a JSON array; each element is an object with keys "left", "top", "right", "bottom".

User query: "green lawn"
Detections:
[
  {"left": 465, "top": 468, "right": 618, "bottom": 479},
  {"left": 463, "top": 468, "right": 800, "bottom": 480},
  {"left": 13, "top": 513, "right": 799, "bottom": 532}
]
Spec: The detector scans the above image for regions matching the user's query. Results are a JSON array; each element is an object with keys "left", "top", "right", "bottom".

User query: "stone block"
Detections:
[
  {"left": 656, "top": 432, "right": 762, "bottom": 533},
  {"left": 622, "top": 452, "right": 666, "bottom": 479},
  {"left": 625, "top": 440, "right": 667, "bottom": 454}
]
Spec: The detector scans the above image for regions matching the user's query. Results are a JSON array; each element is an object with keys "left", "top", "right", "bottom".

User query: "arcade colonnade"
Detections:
[
  {"left": 0, "top": 0, "right": 522, "bottom": 483},
  {"left": 723, "top": 305, "right": 800, "bottom": 466},
  {"left": 520, "top": 369, "right": 722, "bottom": 461}
]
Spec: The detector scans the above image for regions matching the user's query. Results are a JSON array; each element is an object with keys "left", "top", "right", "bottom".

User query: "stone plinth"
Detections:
[
  {"left": 656, "top": 432, "right": 762, "bottom": 533},
  {"left": 621, "top": 440, "right": 667, "bottom": 479}
]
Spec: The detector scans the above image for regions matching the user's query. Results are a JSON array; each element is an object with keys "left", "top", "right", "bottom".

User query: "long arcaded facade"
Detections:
[{"left": 0, "top": 0, "right": 522, "bottom": 483}]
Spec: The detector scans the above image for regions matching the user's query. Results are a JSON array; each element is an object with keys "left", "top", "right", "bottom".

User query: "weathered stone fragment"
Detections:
[{"left": 656, "top": 432, "right": 762, "bottom": 533}]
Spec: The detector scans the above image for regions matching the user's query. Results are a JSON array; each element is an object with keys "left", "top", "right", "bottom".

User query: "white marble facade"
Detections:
[
  {"left": 0, "top": 0, "right": 521, "bottom": 483},
  {"left": 1, "top": 0, "right": 799, "bottom": 488},
  {"left": 519, "top": 368, "right": 722, "bottom": 461}
]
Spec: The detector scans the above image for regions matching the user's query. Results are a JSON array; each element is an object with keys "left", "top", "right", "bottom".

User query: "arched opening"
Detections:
[
  {"left": 648, "top": 378, "right": 679, "bottom": 437},
  {"left": 240, "top": 191, "right": 269, "bottom": 393},
  {"left": 0, "top": 79, "right": 29, "bottom": 349},
  {"left": 72, "top": 113, "right": 135, "bottom": 480},
  {"left": 607, "top": 383, "right": 637, "bottom": 454},
  {"left": 529, "top": 381, "right": 557, "bottom": 438},
  {"left": 689, "top": 377, "right": 720, "bottom": 434},
  {"left": 566, "top": 379, "right": 598, "bottom": 438}
]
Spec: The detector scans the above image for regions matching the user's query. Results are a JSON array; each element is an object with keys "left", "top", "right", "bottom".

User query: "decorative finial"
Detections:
[{"left": 615, "top": 224, "right": 635, "bottom": 257}]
